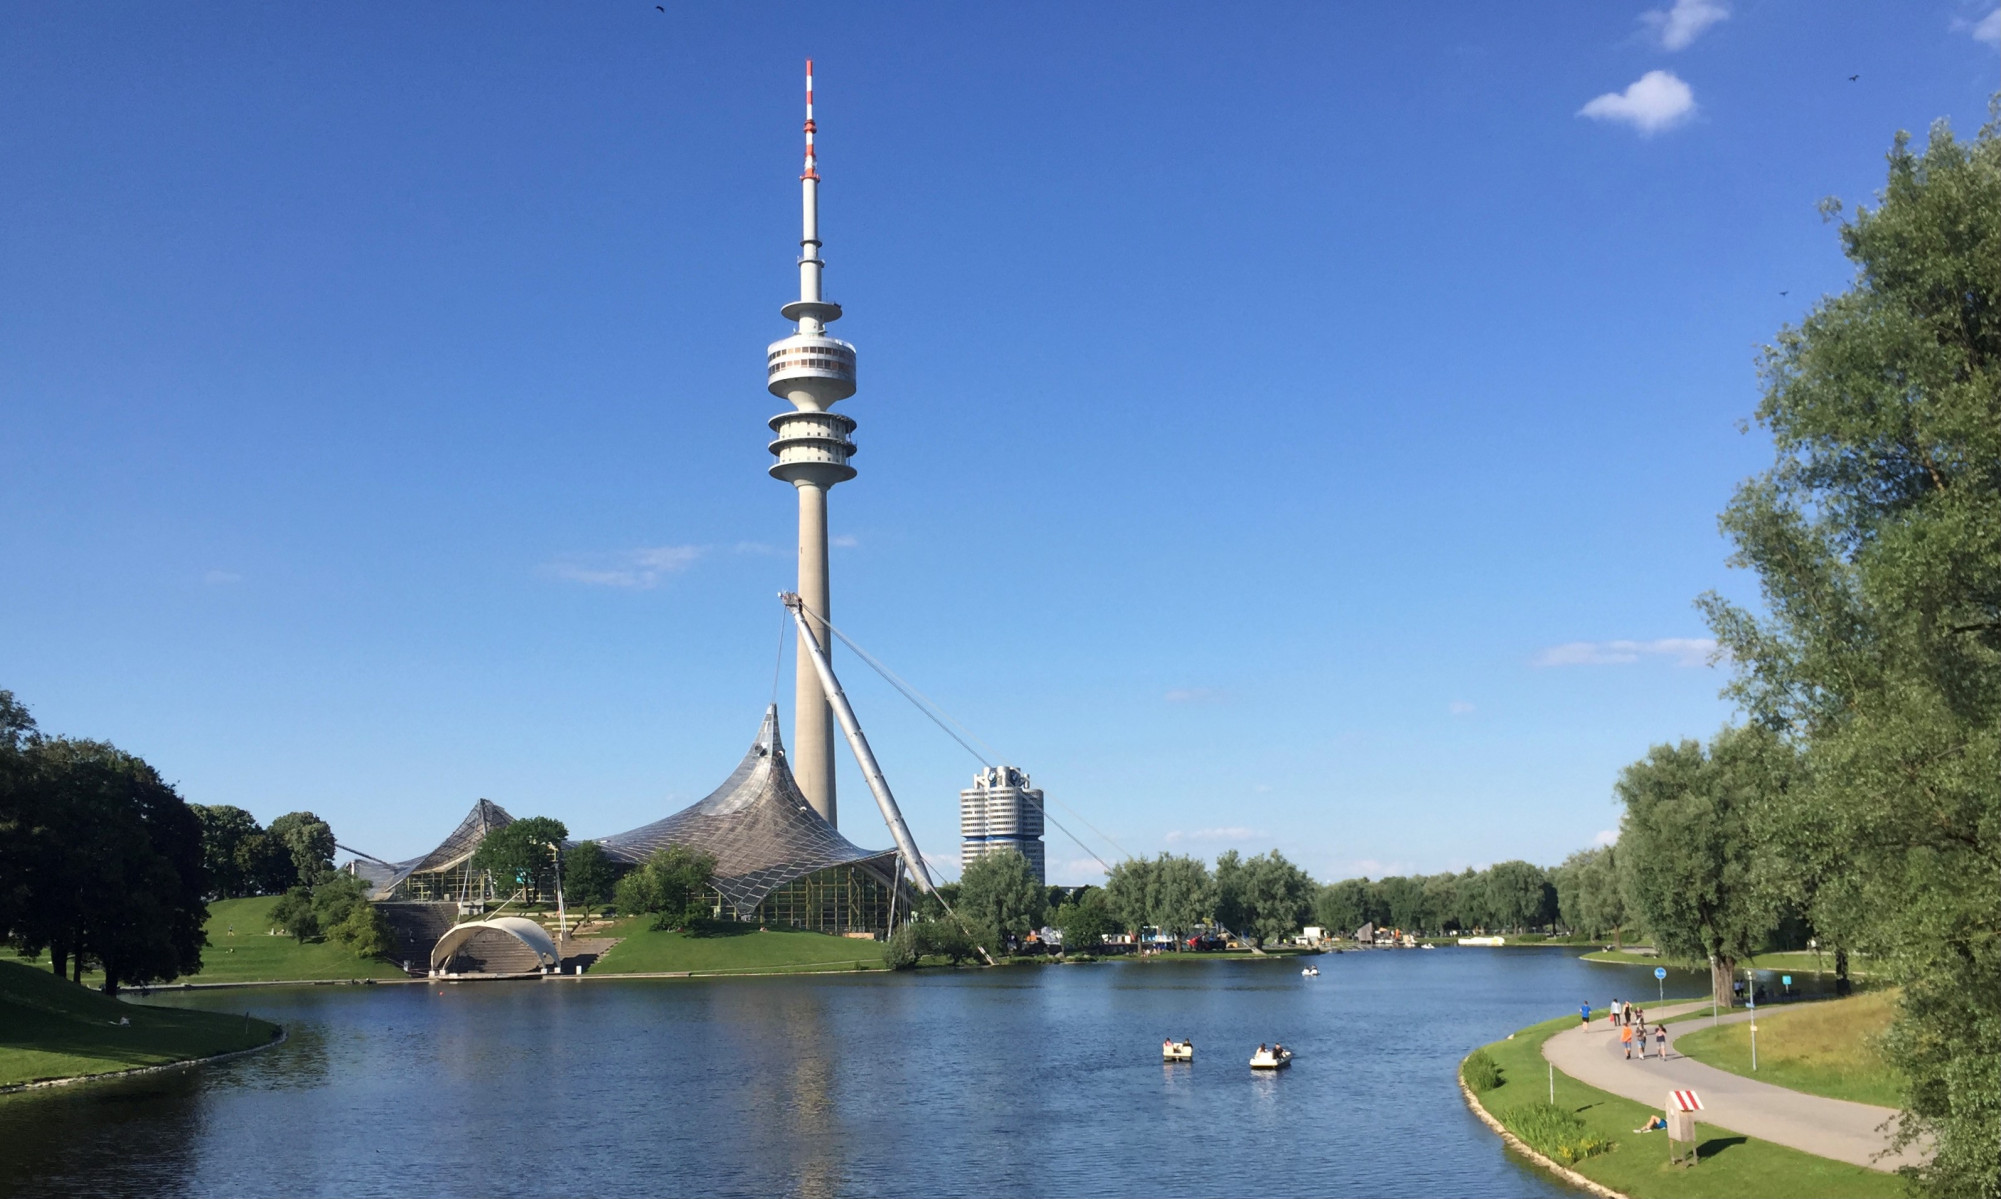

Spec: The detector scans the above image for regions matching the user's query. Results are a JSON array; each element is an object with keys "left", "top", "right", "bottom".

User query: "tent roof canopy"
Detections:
[{"left": 594, "top": 706, "right": 897, "bottom": 914}]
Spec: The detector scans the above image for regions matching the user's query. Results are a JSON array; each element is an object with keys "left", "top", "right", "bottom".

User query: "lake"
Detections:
[{"left": 0, "top": 948, "right": 1719, "bottom": 1197}]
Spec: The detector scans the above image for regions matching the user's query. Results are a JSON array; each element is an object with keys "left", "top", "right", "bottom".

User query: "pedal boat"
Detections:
[
  {"left": 1249, "top": 1047, "right": 1293, "bottom": 1070},
  {"left": 1162, "top": 1040, "right": 1194, "bottom": 1061}
]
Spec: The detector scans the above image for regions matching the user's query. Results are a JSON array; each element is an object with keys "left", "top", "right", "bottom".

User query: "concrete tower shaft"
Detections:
[{"left": 767, "top": 59, "right": 852, "bottom": 827}]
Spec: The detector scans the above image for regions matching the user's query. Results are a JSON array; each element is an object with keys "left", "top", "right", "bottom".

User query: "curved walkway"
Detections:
[{"left": 1542, "top": 1002, "right": 1921, "bottom": 1172}]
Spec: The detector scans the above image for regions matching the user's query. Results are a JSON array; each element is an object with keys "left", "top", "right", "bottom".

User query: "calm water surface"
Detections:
[{"left": 0, "top": 948, "right": 1715, "bottom": 1197}]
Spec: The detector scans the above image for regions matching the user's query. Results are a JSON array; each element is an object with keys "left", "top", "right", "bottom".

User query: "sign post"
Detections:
[
  {"left": 1667, "top": 1090, "right": 1703, "bottom": 1167},
  {"left": 1654, "top": 964, "right": 1666, "bottom": 1004}
]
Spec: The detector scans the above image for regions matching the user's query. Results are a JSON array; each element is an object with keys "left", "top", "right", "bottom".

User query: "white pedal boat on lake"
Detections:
[
  {"left": 1162, "top": 1040, "right": 1194, "bottom": 1061},
  {"left": 1301, "top": 965, "right": 1320, "bottom": 977},
  {"left": 1249, "top": 1046, "right": 1293, "bottom": 1070}
]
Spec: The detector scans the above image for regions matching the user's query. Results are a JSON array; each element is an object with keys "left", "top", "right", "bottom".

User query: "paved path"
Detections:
[{"left": 1541, "top": 1002, "right": 1922, "bottom": 1172}]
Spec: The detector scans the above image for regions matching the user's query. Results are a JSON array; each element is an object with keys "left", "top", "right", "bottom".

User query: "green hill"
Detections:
[
  {"left": 188, "top": 896, "right": 408, "bottom": 983},
  {"left": 592, "top": 923, "right": 886, "bottom": 975},
  {"left": 0, "top": 958, "right": 280, "bottom": 1089}
]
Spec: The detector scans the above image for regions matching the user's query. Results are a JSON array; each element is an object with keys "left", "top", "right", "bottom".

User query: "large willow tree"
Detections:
[{"left": 1699, "top": 107, "right": 1999, "bottom": 1197}]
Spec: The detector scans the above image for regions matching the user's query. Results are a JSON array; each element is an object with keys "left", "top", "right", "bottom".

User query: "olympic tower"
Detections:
[{"left": 766, "top": 60, "right": 856, "bottom": 828}]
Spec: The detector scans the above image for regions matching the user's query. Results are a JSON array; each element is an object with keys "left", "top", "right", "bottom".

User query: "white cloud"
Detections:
[
  {"left": 544, "top": 545, "right": 704, "bottom": 589},
  {"left": 1341, "top": 858, "right": 1415, "bottom": 879},
  {"left": 1533, "top": 637, "right": 1718, "bottom": 668},
  {"left": 202, "top": 569, "right": 243, "bottom": 585},
  {"left": 830, "top": 534, "right": 859, "bottom": 549},
  {"left": 1164, "top": 827, "right": 1259, "bottom": 844},
  {"left": 1448, "top": 700, "right": 1476, "bottom": 716},
  {"left": 731, "top": 541, "right": 782, "bottom": 557},
  {"left": 1641, "top": 0, "right": 1729, "bottom": 50},
  {"left": 1966, "top": 7, "right": 2001, "bottom": 46},
  {"left": 1163, "top": 687, "right": 1221, "bottom": 703},
  {"left": 1594, "top": 829, "right": 1620, "bottom": 848},
  {"left": 1578, "top": 70, "right": 1697, "bottom": 135}
]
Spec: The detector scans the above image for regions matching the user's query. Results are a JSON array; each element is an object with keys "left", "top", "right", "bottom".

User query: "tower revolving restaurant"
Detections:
[{"left": 596, "top": 707, "right": 905, "bottom": 936}]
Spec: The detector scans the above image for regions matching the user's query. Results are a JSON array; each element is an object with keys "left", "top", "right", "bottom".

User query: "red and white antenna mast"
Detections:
[{"left": 802, "top": 59, "right": 819, "bottom": 181}]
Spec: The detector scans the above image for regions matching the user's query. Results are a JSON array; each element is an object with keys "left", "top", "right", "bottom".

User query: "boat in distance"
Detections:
[
  {"left": 1249, "top": 1046, "right": 1293, "bottom": 1070},
  {"left": 1162, "top": 1039, "right": 1193, "bottom": 1061}
]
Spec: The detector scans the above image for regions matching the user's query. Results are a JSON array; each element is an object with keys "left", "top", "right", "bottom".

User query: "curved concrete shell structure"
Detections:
[
  {"left": 595, "top": 706, "right": 902, "bottom": 934},
  {"left": 431, "top": 916, "right": 560, "bottom": 975}
]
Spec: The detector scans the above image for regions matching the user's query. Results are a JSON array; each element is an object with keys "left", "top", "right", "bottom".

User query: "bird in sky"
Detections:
[
  {"left": 1780, "top": 290, "right": 1790, "bottom": 296},
  {"left": 1848, "top": 74, "right": 1860, "bottom": 82}
]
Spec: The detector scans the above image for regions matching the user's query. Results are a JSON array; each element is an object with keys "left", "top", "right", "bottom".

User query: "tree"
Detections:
[
  {"left": 1314, "top": 878, "right": 1372, "bottom": 935},
  {"left": 0, "top": 691, "right": 40, "bottom": 943},
  {"left": 883, "top": 917, "right": 977, "bottom": 969},
  {"left": 1148, "top": 854, "right": 1216, "bottom": 942},
  {"left": 193, "top": 805, "right": 261, "bottom": 899},
  {"left": 1555, "top": 846, "right": 1626, "bottom": 941},
  {"left": 563, "top": 841, "right": 615, "bottom": 919},
  {"left": 1050, "top": 888, "right": 1115, "bottom": 954},
  {"left": 1101, "top": 857, "right": 1154, "bottom": 937},
  {"left": 1233, "top": 851, "right": 1316, "bottom": 946},
  {"left": 1484, "top": 861, "right": 1553, "bottom": 933},
  {"left": 1615, "top": 729, "right": 1783, "bottom": 1003},
  {"left": 956, "top": 849, "right": 1046, "bottom": 945},
  {"left": 266, "top": 811, "right": 336, "bottom": 887},
  {"left": 470, "top": 816, "right": 567, "bottom": 902},
  {"left": 26, "top": 739, "right": 210, "bottom": 992},
  {"left": 1694, "top": 108, "right": 2000, "bottom": 1197},
  {"left": 613, "top": 844, "right": 716, "bottom": 929},
  {"left": 235, "top": 830, "right": 296, "bottom": 894},
  {"left": 268, "top": 886, "right": 320, "bottom": 943}
]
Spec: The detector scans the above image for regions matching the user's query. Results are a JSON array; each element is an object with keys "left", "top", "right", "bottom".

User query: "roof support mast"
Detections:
[{"left": 782, "top": 592, "right": 936, "bottom": 894}]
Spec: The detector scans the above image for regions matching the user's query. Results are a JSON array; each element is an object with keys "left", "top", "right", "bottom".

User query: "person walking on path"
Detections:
[
  {"left": 1621, "top": 1023, "right": 1634, "bottom": 1059},
  {"left": 1609, "top": 999, "right": 1621, "bottom": 1028},
  {"left": 1655, "top": 1024, "right": 1668, "bottom": 1059},
  {"left": 1580, "top": 1002, "right": 1592, "bottom": 1030}
]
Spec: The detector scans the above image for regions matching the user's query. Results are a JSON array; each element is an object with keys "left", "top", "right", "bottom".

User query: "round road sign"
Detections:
[{"left": 1654, "top": 966, "right": 1667, "bottom": 980}]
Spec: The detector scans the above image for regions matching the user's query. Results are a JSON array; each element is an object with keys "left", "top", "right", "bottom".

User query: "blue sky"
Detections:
[{"left": 4, "top": 3, "right": 1996, "bottom": 884}]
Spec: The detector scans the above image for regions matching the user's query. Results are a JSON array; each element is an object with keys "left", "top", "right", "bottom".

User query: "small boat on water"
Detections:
[
  {"left": 1457, "top": 935, "right": 1506, "bottom": 947},
  {"left": 1162, "top": 1039, "right": 1194, "bottom": 1061},
  {"left": 1420, "top": 943, "right": 1436, "bottom": 950},
  {"left": 1249, "top": 1045, "right": 1293, "bottom": 1070},
  {"left": 1300, "top": 965, "right": 1320, "bottom": 977}
]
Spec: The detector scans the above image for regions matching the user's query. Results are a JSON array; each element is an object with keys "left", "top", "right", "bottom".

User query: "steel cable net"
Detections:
[{"left": 594, "top": 706, "right": 901, "bottom": 926}]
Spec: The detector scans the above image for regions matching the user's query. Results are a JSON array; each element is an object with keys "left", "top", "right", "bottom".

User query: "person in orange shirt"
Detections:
[{"left": 1621, "top": 1023, "right": 1635, "bottom": 1059}]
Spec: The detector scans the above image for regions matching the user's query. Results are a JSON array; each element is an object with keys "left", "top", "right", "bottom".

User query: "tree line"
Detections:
[{"left": 1591, "top": 113, "right": 1998, "bottom": 1197}]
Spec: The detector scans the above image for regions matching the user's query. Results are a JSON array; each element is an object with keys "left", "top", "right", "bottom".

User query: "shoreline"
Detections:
[
  {"left": 0, "top": 1027, "right": 288, "bottom": 1097},
  {"left": 1457, "top": 1069, "right": 1627, "bottom": 1199}
]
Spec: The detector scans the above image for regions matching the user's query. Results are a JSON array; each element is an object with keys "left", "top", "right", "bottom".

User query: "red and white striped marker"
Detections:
[
  {"left": 802, "top": 59, "right": 819, "bottom": 181},
  {"left": 1669, "top": 1089, "right": 1703, "bottom": 1111}
]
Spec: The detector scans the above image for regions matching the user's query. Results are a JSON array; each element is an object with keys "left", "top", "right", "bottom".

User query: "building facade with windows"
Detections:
[{"left": 959, "top": 766, "right": 1046, "bottom": 884}]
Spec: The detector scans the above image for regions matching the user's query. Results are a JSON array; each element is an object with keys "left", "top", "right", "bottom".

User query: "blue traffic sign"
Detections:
[
  {"left": 1782, "top": 974, "right": 1792, "bottom": 986},
  {"left": 1654, "top": 966, "right": 1667, "bottom": 979}
]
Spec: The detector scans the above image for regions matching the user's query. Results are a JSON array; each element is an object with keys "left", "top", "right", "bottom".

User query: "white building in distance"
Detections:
[{"left": 959, "top": 766, "right": 1046, "bottom": 884}]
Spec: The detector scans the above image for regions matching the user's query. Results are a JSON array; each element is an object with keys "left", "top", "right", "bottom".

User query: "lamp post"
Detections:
[{"left": 1746, "top": 964, "right": 1758, "bottom": 1071}]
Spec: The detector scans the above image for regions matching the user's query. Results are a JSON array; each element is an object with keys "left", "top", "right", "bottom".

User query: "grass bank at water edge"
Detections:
[
  {"left": 1463, "top": 1012, "right": 1899, "bottom": 1199},
  {"left": 590, "top": 923, "right": 887, "bottom": 974},
  {"left": 0, "top": 959, "right": 280, "bottom": 1090}
]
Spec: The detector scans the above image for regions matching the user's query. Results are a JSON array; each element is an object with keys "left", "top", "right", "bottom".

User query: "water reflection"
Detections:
[{"left": 0, "top": 950, "right": 1704, "bottom": 1197}]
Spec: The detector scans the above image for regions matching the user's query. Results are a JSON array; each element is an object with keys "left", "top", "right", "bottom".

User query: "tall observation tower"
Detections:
[{"left": 766, "top": 60, "right": 856, "bottom": 828}]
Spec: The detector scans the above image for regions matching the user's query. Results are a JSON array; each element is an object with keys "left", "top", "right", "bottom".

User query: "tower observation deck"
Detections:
[{"left": 768, "top": 60, "right": 854, "bottom": 827}]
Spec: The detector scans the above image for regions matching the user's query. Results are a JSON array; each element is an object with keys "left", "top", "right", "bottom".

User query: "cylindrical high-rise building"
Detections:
[{"left": 767, "top": 60, "right": 856, "bottom": 828}]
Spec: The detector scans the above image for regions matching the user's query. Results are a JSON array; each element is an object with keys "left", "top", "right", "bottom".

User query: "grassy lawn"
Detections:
[
  {"left": 592, "top": 922, "right": 887, "bottom": 974},
  {"left": 6, "top": 896, "right": 406, "bottom": 987},
  {"left": 1466, "top": 1012, "right": 1899, "bottom": 1199},
  {"left": 1673, "top": 990, "right": 1902, "bottom": 1108},
  {"left": 0, "top": 959, "right": 280, "bottom": 1089},
  {"left": 1746, "top": 950, "right": 1873, "bottom": 978},
  {"left": 182, "top": 897, "right": 408, "bottom": 983}
]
